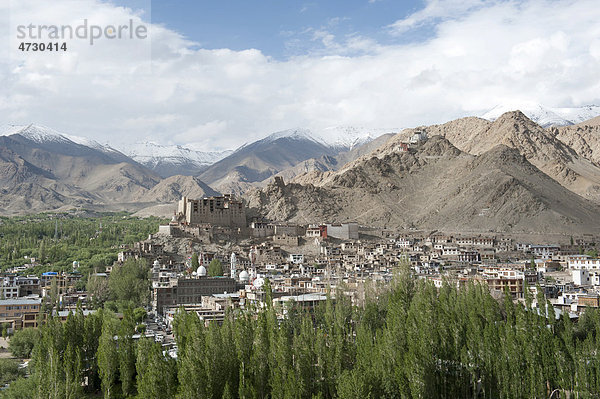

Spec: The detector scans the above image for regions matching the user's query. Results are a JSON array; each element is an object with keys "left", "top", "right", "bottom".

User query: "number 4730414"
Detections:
[{"left": 18, "top": 42, "right": 67, "bottom": 52}]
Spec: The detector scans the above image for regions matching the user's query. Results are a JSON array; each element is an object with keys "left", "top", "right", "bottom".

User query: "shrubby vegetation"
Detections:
[{"left": 4, "top": 267, "right": 600, "bottom": 398}]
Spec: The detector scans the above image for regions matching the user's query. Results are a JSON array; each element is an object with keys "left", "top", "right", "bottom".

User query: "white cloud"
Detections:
[
  {"left": 1, "top": 0, "right": 599, "bottom": 152},
  {"left": 387, "top": 0, "right": 488, "bottom": 34}
]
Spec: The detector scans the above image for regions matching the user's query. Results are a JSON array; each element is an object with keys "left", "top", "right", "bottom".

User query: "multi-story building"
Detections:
[
  {"left": 0, "top": 298, "right": 42, "bottom": 330},
  {"left": 568, "top": 255, "right": 600, "bottom": 270},
  {"left": 40, "top": 272, "right": 81, "bottom": 297},
  {"left": 178, "top": 195, "right": 246, "bottom": 228},
  {"left": 16, "top": 276, "right": 41, "bottom": 297},
  {"left": 273, "top": 234, "right": 299, "bottom": 246},
  {"left": 0, "top": 285, "right": 19, "bottom": 299},
  {"left": 325, "top": 223, "right": 359, "bottom": 240},
  {"left": 152, "top": 276, "right": 237, "bottom": 315}
]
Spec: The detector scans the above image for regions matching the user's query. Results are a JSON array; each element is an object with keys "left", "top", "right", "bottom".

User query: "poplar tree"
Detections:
[{"left": 97, "top": 313, "right": 120, "bottom": 398}]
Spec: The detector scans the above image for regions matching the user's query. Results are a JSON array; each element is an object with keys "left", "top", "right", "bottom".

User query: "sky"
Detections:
[{"left": 1, "top": 0, "right": 599, "bottom": 151}]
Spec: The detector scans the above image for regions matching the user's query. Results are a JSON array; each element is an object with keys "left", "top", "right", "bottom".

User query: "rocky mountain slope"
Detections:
[
  {"left": 4, "top": 113, "right": 600, "bottom": 236},
  {"left": 550, "top": 118, "right": 600, "bottom": 166},
  {"left": 384, "top": 112, "right": 600, "bottom": 204},
  {"left": 246, "top": 135, "right": 600, "bottom": 234},
  {"left": 139, "top": 175, "right": 219, "bottom": 203},
  {"left": 0, "top": 123, "right": 397, "bottom": 214}
]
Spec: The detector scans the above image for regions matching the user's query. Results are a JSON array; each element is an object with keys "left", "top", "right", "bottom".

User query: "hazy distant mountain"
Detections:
[
  {"left": 0, "top": 123, "right": 399, "bottom": 213},
  {"left": 0, "top": 124, "right": 219, "bottom": 214},
  {"left": 198, "top": 128, "right": 337, "bottom": 193},
  {"left": 198, "top": 127, "right": 399, "bottom": 194},
  {"left": 482, "top": 104, "right": 600, "bottom": 127},
  {"left": 126, "top": 141, "right": 233, "bottom": 178},
  {"left": 267, "top": 133, "right": 396, "bottom": 185},
  {"left": 247, "top": 132, "right": 600, "bottom": 234}
]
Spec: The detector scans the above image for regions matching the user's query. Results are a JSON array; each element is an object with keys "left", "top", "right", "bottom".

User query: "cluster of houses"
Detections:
[
  {"left": 133, "top": 200, "right": 600, "bottom": 325},
  {"left": 0, "top": 267, "right": 84, "bottom": 332},
  {"left": 1, "top": 194, "right": 599, "bottom": 337}
]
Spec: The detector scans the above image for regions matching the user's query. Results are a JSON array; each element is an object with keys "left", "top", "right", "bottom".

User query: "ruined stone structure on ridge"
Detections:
[{"left": 177, "top": 195, "right": 246, "bottom": 228}]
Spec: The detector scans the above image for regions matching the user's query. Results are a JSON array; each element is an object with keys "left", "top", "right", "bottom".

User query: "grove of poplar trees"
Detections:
[{"left": 5, "top": 268, "right": 600, "bottom": 398}]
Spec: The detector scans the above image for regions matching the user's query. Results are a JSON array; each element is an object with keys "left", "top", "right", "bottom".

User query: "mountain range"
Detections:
[
  {"left": 482, "top": 104, "right": 600, "bottom": 128},
  {"left": 0, "top": 123, "right": 394, "bottom": 214},
  {"left": 246, "top": 133, "right": 600, "bottom": 234},
  {"left": 246, "top": 110, "right": 600, "bottom": 234},
  {"left": 2, "top": 105, "right": 600, "bottom": 234},
  {"left": 0, "top": 124, "right": 215, "bottom": 214}
]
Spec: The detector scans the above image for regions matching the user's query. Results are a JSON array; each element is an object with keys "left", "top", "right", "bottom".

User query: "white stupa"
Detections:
[{"left": 196, "top": 265, "right": 207, "bottom": 277}]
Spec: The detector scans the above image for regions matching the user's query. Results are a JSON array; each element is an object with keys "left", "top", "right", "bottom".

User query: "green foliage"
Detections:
[
  {"left": 0, "top": 212, "right": 165, "bottom": 277},
  {"left": 1, "top": 322, "right": 10, "bottom": 339},
  {"left": 136, "top": 338, "right": 177, "bottom": 398},
  {"left": 9, "top": 327, "right": 40, "bottom": 358},
  {"left": 12, "top": 268, "right": 600, "bottom": 398},
  {"left": 585, "top": 249, "right": 598, "bottom": 258},
  {"left": 133, "top": 307, "right": 147, "bottom": 324},
  {"left": 0, "top": 358, "right": 26, "bottom": 386},
  {"left": 191, "top": 253, "right": 199, "bottom": 269},
  {"left": 30, "top": 315, "right": 84, "bottom": 399},
  {"left": 86, "top": 273, "right": 109, "bottom": 307},
  {"left": 118, "top": 308, "right": 137, "bottom": 397},
  {"left": 98, "top": 312, "right": 120, "bottom": 399},
  {"left": 107, "top": 258, "right": 150, "bottom": 308},
  {"left": 0, "top": 376, "right": 35, "bottom": 398},
  {"left": 208, "top": 259, "right": 223, "bottom": 277}
]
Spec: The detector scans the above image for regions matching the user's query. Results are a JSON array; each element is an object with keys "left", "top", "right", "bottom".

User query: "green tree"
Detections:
[
  {"left": 1, "top": 376, "right": 35, "bottom": 399},
  {"left": 191, "top": 253, "right": 199, "bottom": 269},
  {"left": 97, "top": 313, "right": 120, "bottom": 399},
  {"left": 136, "top": 338, "right": 178, "bottom": 398},
  {"left": 585, "top": 249, "right": 598, "bottom": 258},
  {"left": 0, "top": 358, "right": 26, "bottom": 386},
  {"left": 119, "top": 308, "right": 137, "bottom": 397},
  {"left": 9, "top": 327, "right": 40, "bottom": 358},
  {"left": 108, "top": 258, "right": 150, "bottom": 307},
  {"left": 38, "top": 240, "right": 46, "bottom": 264},
  {"left": 208, "top": 259, "right": 223, "bottom": 277},
  {"left": 86, "top": 273, "right": 110, "bottom": 306}
]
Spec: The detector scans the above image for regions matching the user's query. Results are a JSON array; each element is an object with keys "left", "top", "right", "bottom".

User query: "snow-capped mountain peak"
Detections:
[
  {"left": 481, "top": 104, "right": 600, "bottom": 128},
  {"left": 127, "top": 141, "right": 232, "bottom": 165},
  {"left": 0, "top": 123, "right": 123, "bottom": 154},
  {"left": 256, "top": 126, "right": 399, "bottom": 151},
  {"left": 262, "top": 128, "right": 324, "bottom": 144},
  {"left": 316, "top": 126, "right": 400, "bottom": 150},
  {"left": 1, "top": 123, "right": 72, "bottom": 144}
]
